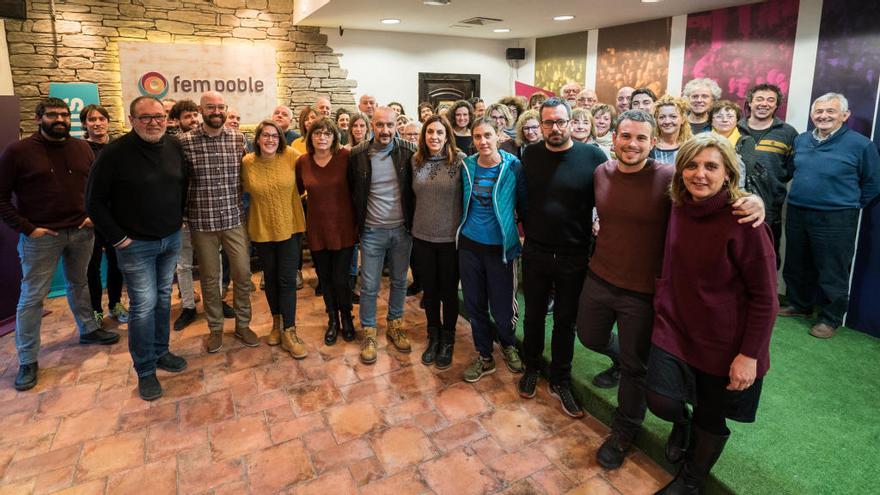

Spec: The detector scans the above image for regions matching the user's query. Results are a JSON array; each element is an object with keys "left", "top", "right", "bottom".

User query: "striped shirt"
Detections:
[{"left": 178, "top": 126, "right": 247, "bottom": 232}]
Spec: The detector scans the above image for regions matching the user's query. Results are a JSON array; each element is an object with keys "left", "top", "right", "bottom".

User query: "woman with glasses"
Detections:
[
  {"left": 291, "top": 106, "right": 319, "bottom": 154},
  {"left": 485, "top": 103, "right": 515, "bottom": 143},
  {"left": 411, "top": 115, "right": 466, "bottom": 369},
  {"left": 710, "top": 100, "right": 774, "bottom": 218},
  {"left": 591, "top": 104, "right": 617, "bottom": 159},
  {"left": 449, "top": 100, "right": 475, "bottom": 153},
  {"left": 296, "top": 118, "right": 357, "bottom": 345},
  {"left": 241, "top": 120, "right": 308, "bottom": 359},
  {"left": 500, "top": 109, "right": 542, "bottom": 159},
  {"left": 651, "top": 96, "right": 692, "bottom": 164},
  {"left": 346, "top": 112, "right": 371, "bottom": 149},
  {"left": 458, "top": 116, "right": 526, "bottom": 383},
  {"left": 570, "top": 108, "right": 596, "bottom": 145}
]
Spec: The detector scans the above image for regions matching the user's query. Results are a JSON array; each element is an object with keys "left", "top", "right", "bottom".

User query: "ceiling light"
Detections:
[
  {"left": 641, "top": 0, "right": 662, "bottom": 3},
  {"left": 553, "top": 15, "right": 575, "bottom": 21},
  {"left": 493, "top": 28, "right": 510, "bottom": 33},
  {"left": 424, "top": 0, "right": 451, "bottom": 5},
  {"left": 381, "top": 18, "right": 401, "bottom": 24}
]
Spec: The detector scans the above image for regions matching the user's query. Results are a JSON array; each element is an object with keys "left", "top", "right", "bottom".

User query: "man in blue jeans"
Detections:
[
  {"left": 0, "top": 97, "right": 120, "bottom": 392},
  {"left": 87, "top": 96, "right": 189, "bottom": 400},
  {"left": 348, "top": 106, "right": 416, "bottom": 364}
]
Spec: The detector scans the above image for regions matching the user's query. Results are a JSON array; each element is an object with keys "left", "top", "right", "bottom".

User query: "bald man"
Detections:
[
  {"left": 178, "top": 91, "right": 257, "bottom": 354},
  {"left": 358, "top": 94, "right": 377, "bottom": 118},
  {"left": 272, "top": 105, "right": 299, "bottom": 144},
  {"left": 616, "top": 86, "right": 634, "bottom": 114}
]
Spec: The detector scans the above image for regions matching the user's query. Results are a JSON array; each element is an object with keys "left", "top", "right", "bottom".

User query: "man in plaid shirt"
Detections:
[{"left": 178, "top": 91, "right": 258, "bottom": 352}]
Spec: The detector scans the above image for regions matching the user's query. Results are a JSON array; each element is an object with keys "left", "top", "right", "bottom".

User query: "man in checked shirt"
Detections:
[{"left": 178, "top": 91, "right": 259, "bottom": 353}]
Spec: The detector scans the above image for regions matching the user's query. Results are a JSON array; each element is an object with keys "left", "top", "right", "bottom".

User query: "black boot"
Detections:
[
  {"left": 666, "top": 410, "right": 691, "bottom": 464},
  {"left": 655, "top": 425, "right": 729, "bottom": 495},
  {"left": 324, "top": 310, "right": 340, "bottom": 345},
  {"left": 340, "top": 310, "right": 356, "bottom": 342},
  {"left": 421, "top": 327, "right": 440, "bottom": 366},
  {"left": 349, "top": 275, "right": 360, "bottom": 305},
  {"left": 434, "top": 326, "right": 455, "bottom": 370}
]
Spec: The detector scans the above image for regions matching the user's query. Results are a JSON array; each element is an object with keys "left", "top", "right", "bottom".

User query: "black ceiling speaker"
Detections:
[{"left": 506, "top": 48, "right": 525, "bottom": 60}]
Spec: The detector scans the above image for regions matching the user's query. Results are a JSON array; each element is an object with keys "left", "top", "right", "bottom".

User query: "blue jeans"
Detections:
[
  {"left": 16, "top": 227, "right": 97, "bottom": 365},
  {"left": 115, "top": 231, "right": 181, "bottom": 377},
  {"left": 358, "top": 225, "right": 412, "bottom": 328}
]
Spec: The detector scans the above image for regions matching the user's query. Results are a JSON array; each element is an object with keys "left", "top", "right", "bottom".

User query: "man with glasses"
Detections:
[
  {"left": 518, "top": 97, "right": 608, "bottom": 417},
  {"left": 576, "top": 89, "right": 599, "bottom": 110},
  {"left": 559, "top": 82, "right": 583, "bottom": 106},
  {"left": 401, "top": 121, "right": 421, "bottom": 145},
  {"left": 348, "top": 106, "right": 417, "bottom": 365},
  {"left": 683, "top": 78, "right": 722, "bottom": 135},
  {"left": 178, "top": 91, "right": 256, "bottom": 354},
  {"left": 0, "top": 97, "right": 120, "bottom": 391},
  {"left": 87, "top": 96, "right": 187, "bottom": 400}
]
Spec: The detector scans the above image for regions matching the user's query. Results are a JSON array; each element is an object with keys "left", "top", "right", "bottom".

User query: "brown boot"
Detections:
[
  {"left": 281, "top": 326, "right": 308, "bottom": 359},
  {"left": 385, "top": 318, "right": 411, "bottom": 353},
  {"left": 234, "top": 327, "right": 260, "bottom": 347},
  {"left": 360, "top": 326, "right": 378, "bottom": 364},
  {"left": 809, "top": 322, "right": 837, "bottom": 339},
  {"left": 267, "top": 314, "right": 282, "bottom": 346},
  {"left": 207, "top": 329, "right": 223, "bottom": 353}
]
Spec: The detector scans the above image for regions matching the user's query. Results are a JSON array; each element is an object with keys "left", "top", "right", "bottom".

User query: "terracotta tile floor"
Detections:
[{"left": 0, "top": 268, "right": 671, "bottom": 494}]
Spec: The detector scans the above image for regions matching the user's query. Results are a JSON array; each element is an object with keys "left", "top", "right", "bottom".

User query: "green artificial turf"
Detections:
[{"left": 509, "top": 294, "right": 880, "bottom": 495}]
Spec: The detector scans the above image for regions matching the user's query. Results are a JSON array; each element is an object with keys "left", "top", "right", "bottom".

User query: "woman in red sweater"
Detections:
[{"left": 649, "top": 134, "right": 778, "bottom": 495}]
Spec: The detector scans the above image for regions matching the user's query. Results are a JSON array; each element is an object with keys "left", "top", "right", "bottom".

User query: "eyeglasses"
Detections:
[
  {"left": 260, "top": 133, "right": 280, "bottom": 141},
  {"left": 43, "top": 112, "right": 71, "bottom": 119},
  {"left": 135, "top": 114, "right": 167, "bottom": 124},
  {"left": 712, "top": 112, "right": 737, "bottom": 122},
  {"left": 522, "top": 125, "right": 540, "bottom": 132},
  {"left": 203, "top": 104, "right": 227, "bottom": 112},
  {"left": 313, "top": 131, "right": 334, "bottom": 138},
  {"left": 403, "top": 132, "right": 419, "bottom": 138},
  {"left": 541, "top": 119, "right": 569, "bottom": 129}
]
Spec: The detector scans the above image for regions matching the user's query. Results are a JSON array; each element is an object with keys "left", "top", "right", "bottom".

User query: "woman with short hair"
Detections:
[
  {"left": 649, "top": 133, "right": 777, "bottom": 494},
  {"left": 498, "top": 96, "right": 526, "bottom": 125},
  {"left": 528, "top": 92, "right": 548, "bottom": 110},
  {"left": 591, "top": 103, "right": 617, "bottom": 158},
  {"left": 570, "top": 107, "right": 596, "bottom": 145}
]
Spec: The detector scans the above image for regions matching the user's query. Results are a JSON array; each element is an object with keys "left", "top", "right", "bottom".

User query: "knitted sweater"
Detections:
[
  {"left": 411, "top": 152, "right": 464, "bottom": 243},
  {"left": 241, "top": 147, "right": 305, "bottom": 242}
]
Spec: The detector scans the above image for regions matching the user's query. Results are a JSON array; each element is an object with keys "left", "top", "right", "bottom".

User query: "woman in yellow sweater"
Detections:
[{"left": 241, "top": 120, "right": 308, "bottom": 359}]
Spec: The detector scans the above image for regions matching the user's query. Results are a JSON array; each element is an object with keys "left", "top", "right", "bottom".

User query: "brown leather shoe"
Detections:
[
  {"left": 267, "top": 314, "right": 282, "bottom": 346},
  {"left": 778, "top": 306, "right": 811, "bottom": 317},
  {"left": 234, "top": 327, "right": 260, "bottom": 347},
  {"left": 207, "top": 330, "right": 223, "bottom": 353},
  {"left": 360, "top": 326, "right": 378, "bottom": 364},
  {"left": 281, "top": 326, "right": 308, "bottom": 359},
  {"left": 385, "top": 318, "right": 411, "bottom": 353},
  {"left": 809, "top": 323, "right": 837, "bottom": 339}
]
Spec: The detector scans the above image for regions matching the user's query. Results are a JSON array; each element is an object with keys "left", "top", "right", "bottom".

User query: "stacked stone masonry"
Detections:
[{"left": 6, "top": 0, "right": 357, "bottom": 134}]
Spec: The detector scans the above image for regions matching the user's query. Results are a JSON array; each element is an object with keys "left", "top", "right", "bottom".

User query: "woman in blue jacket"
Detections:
[{"left": 458, "top": 116, "right": 527, "bottom": 383}]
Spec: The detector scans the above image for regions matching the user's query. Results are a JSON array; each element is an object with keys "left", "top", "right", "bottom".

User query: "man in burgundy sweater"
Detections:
[
  {"left": 0, "top": 97, "right": 120, "bottom": 391},
  {"left": 577, "top": 110, "right": 765, "bottom": 471}
]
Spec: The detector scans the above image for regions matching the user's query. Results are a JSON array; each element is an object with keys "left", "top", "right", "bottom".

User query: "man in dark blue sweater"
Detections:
[{"left": 780, "top": 92, "right": 880, "bottom": 339}]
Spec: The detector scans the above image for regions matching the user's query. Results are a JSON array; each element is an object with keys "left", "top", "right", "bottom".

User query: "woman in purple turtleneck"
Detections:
[{"left": 648, "top": 134, "right": 778, "bottom": 495}]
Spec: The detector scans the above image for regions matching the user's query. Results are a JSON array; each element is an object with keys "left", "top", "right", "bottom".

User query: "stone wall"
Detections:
[{"left": 5, "top": 0, "right": 357, "bottom": 134}]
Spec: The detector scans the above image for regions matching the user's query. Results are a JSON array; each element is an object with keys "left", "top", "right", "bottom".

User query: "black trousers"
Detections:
[
  {"left": 521, "top": 241, "right": 589, "bottom": 386},
  {"left": 577, "top": 271, "right": 654, "bottom": 432},
  {"left": 253, "top": 234, "right": 301, "bottom": 328},
  {"left": 413, "top": 238, "right": 459, "bottom": 331},
  {"left": 87, "top": 229, "right": 123, "bottom": 313},
  {"left": 783, "top": 205, "right": 860, "bottom": 327},
  {"left": 312, "top": 246, "right": 354, "bottom": 315}
]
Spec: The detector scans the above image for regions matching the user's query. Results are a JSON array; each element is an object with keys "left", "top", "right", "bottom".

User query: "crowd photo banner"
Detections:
[
  {"left": 118, "top": 42, "right": 277, "bottom": 125},
  {"left": 534, "top": 31, "right": 589, "bottom": 96},
  {"left": 596, "top": 18, "right": 671, "bottom": 106}
]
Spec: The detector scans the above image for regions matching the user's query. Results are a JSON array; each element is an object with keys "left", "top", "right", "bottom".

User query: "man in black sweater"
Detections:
[
  {"left": 87, "top": 96, "right": 189, "bottom": 401},
  {"left": 518, "top": 97, "right": 608, "bottom": 418}
]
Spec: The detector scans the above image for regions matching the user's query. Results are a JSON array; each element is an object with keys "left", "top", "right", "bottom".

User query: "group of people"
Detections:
[{"left": 1, "top": 72, "right": 878, "bottom": 495}]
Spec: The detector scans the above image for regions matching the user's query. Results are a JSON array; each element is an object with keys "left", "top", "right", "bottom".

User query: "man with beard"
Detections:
[
  {"left": 683, "top": 78, "right": 721, "bottom": 135},
  {"left": 518, "top": 97, "right": 607, "bottom": 417},
  {"left": 87, "top": 96, "right": 189, "bottom": 400},
  {"left": 169, "top": 99, "right": 199, "bottom": 136},
  {"left": 738, "top": 84, "right": 798, "bottom": 261},
  {"left": 0, "top": 97, "right": 119, "bottom": 391},
  {"left": 579, "top": 110, "right": 765, "bottom": 470},
  {"left": 559, "top": 82, "right": 582, "bottom": 107},
  {"left": 178, "top": 91, "right": 256, "bottom": 353},
  {"left": 348, "top": 106, "right": 417, "bottom": 365}
]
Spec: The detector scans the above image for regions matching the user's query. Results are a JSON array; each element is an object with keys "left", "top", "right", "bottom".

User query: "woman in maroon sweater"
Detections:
[
  {"left": 296, "top": 117, "right": 357, "bottom": 344},
  {"left": 649, "top": 134, "right": 777, "bottom": 495}
]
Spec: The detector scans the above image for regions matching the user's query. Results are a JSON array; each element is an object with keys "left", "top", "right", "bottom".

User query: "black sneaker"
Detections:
[
  {"left": 222, "top": 302, "right": 235, "bottom": 319},
  {"left": 597, "top": 431, "right": 633, "bottom": 470},
  {"left": 14, "top": 362, "right": 38, "bottom": 391},
  {"left": 592, "top": 363, "right": 621, "bottom": 389},
  {"left": 406, "top": 282, "right": 422, "bottom": 296},
  {"left": 138, "top": 373, "right": 163, "bottom": 401},
  {"left": 79, "top": 328, "right": 121, "bottom": 345},
  {"left": 518, "top": 370, "right": 539, "bottom": 398},
  {"left": 174, "top": 307, "right": 197, "bottom": 331},
  {"left": 156, "top": 352, "right": 188, "bottom": 373},
  {"left": 548, "top": 383, "right": 585, "bottom": 418}
]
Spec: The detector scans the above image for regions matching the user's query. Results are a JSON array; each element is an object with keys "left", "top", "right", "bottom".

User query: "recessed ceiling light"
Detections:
[
  {"left": 493, "top": 28, "right": 510, "bottom": 33},
  {"left": 381, "top": 18, "right": 401, "bottom": 24},
  {"left": 641, "top": 0, "right": 662, "bottom": 3},
  {"left": 554, "top": 15, "right": 575, "bottom": 21},
  {"left": 424, "top": 0, "right": 450, "bottom": 5}
]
